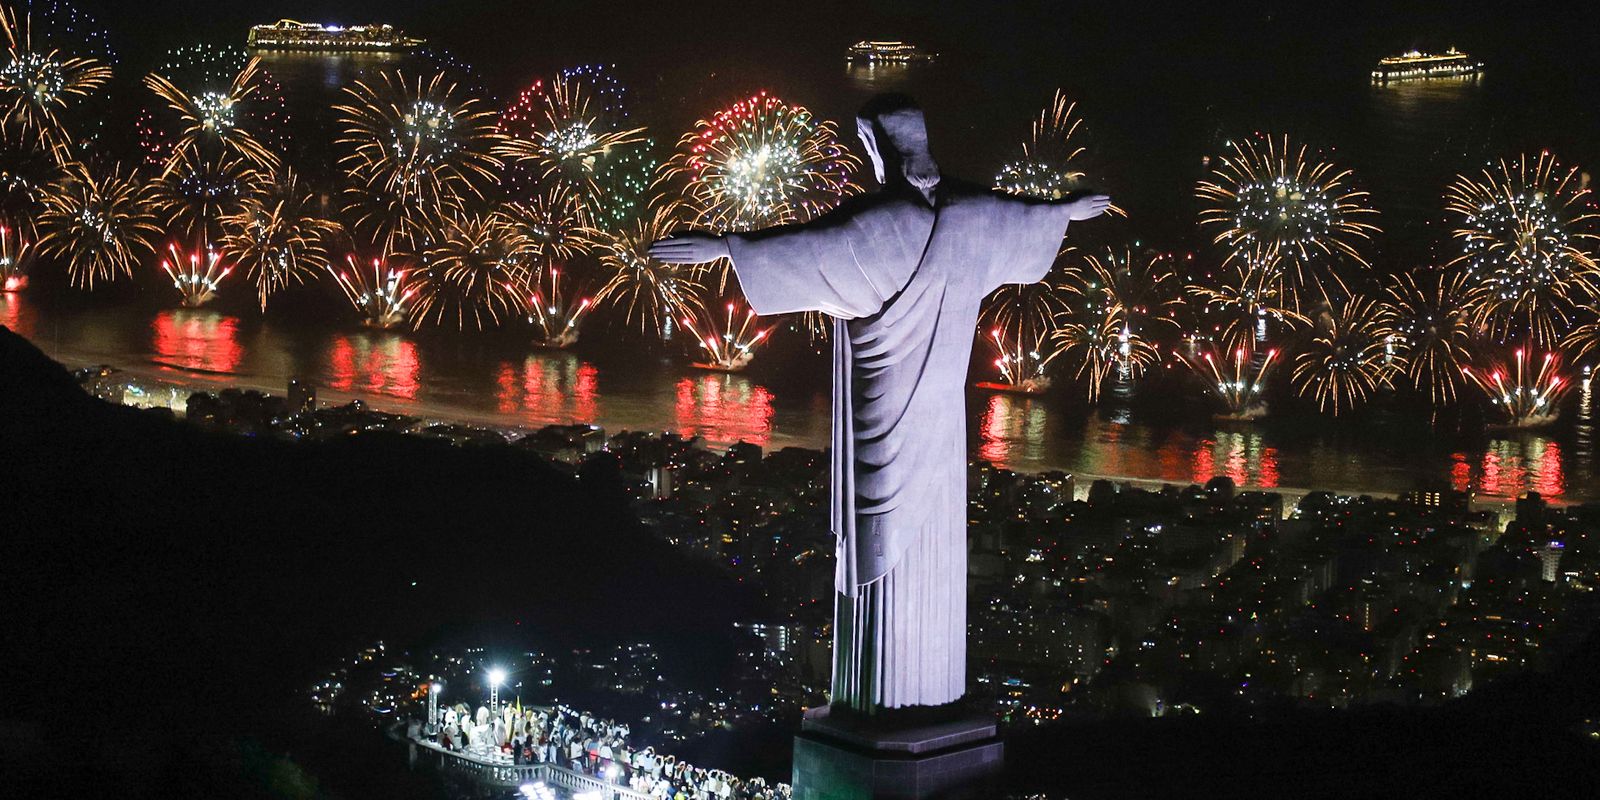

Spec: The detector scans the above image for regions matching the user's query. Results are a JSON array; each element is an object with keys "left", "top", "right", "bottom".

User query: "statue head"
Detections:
[{"left": 856, "top": 94, "right": 940, "bottom": 200}]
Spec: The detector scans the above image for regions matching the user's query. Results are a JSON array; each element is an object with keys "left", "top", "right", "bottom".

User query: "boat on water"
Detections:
[
  {"left": 1371, "top": 48, "right": 1482, "bottom": 83},
  {"left": 846, "top": 40, "right": 936, "bottom": 64},
  {"left": 247, "top": 20, "right": 425, "bottom": 53},
  {"left": 975, "top": 377, "right": 1052, "bottom": 396}
]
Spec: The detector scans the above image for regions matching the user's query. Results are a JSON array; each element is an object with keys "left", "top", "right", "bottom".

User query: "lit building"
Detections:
[{"left": 1539, "top": 540, "right": 1565, "bottom": 583}]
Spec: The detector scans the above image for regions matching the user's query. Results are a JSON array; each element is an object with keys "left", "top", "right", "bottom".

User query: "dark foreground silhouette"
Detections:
[{"left": 0, "top": 326, "right": 756, "bottom": 799}]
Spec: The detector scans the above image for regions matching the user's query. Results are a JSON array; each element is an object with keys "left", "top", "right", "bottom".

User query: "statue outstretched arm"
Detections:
[
  {"left": 648, "top": 233, "right": 728, "bottom": 265},
  {"left": 986, "top": 191, "right": 1112, "bottom": 287},
  {"left": 650, "top": 209, "right": 879, "bottom": 318},
  {"left": 1063, "top": 193, "right": 1113, "bottom": 220}
]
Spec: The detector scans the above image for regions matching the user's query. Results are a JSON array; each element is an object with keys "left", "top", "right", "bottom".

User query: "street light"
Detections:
[
  {"left": 427, "top": 681, "right": 443, "bottom": 733},
  {"left": 487, "top": 667, "right": 506, "bottom": 713}
]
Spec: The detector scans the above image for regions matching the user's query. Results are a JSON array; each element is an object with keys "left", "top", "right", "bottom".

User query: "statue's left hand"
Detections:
[
  {"left": 649, "top": 233, "right": 730, "bottom": 264},
  {"left": 1066, "top": 194, "right": 1113, "bottom": 221}
]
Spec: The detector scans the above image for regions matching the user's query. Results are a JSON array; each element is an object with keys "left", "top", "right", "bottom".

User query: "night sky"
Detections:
[
  {"left": 58, "top": 0, "right": 1600, "bottom": 239},
  {"left": 71, "top": 1, "right": 1600, "bottom": 88}
]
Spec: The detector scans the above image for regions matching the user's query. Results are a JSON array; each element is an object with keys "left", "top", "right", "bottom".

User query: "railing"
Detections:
[{"left": 410, "top": 736, "right": 652, "bottom": 799}]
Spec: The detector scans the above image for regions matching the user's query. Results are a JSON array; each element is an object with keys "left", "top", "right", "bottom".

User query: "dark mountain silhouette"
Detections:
[{"left": 0, "top": 325, "right": 756, "bottom": 798}]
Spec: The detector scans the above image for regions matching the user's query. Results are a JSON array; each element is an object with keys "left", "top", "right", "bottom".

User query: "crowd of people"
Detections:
[{"left": 414, "top": 702, "right": 792, "bottom": 800}]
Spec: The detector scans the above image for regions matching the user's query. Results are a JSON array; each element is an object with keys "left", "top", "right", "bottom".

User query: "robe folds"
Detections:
[{"left": 728, "top": 180, "right": 1074, "bottom": 710}]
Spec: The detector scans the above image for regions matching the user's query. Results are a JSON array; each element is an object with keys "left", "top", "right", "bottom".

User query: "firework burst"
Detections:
[
  {"left": 496, "top": 66, "right": 647, "bottom": 213},
  {"left": 1563, "top": 318, "right": 1600, "bottom": 367},
  {"left": 594, "top": 203, "right": 704, "bottom": 337},
  {"left": 37, "top": 159, "right": 159, "bottom": 288},
  {"left": 0, "top": 115, "right": 56, "bottom": 212},
  {"left": 0, "top": 217, "right": 34, "bottom": 291},
  {"left": 412, "top": 211, "right": 529, "bottom": 330},
  {"left": 501, "top": 184, "right": 597, "bottom": 346},
  {"left": 1052, "top": 303, "right": 1124, "bottom": 402},
  {"left": 1291, "top": 295, "right": 1397, "bottom": 415},
  {"left": 8, "top": 1, "right": 112, "bottom": 61},
  {"left": 593, "top": 135, "right": 658, "bottom": 228},
  {"left": 159, "top": 240, "right": 231, "bottom": 307},
  {"left": 1445, "top": 151, "right": 1600, "bottom": 348},
  {"left": 996, "top": 92, "right": 1085, "bottom": 199},
  {"left": 1463, "top": 348, "right": 1570, "bottom": 428},
  {"left": 1382, "top": 270, "right": 1476, "bottom": 405},
  {"left": 995, "top": 90, "right": 1122, "bottom": 213},
  {"left": 152, "top": 148, "right": 262, "bottom": 244},
  {"left": 220, "top": 169, "right": 338, "bottom": 309},
  {"left": 0, "top": 3, "right": 111, "bottom": 161},
  {"left": 1177, "top": 343, "right": 1280, "bottom": 420},
  {"left": 331, "top": 253, "right": 418, "bottom": 329},
  {"left": 984, "top": 324, "right": 1063, "bottom": 393},
  {"left": 979, "top": 274, "right": 1071, "bottom": 392},
  {"left": 336, "top": 71, "right": 503, "bottom": 246},
  {"left": 984, "top": 270, "right": 1072, "bottom": 334},
  {"left": 1197, "top": 134, "right": 1380, "bottom": 305},
  {"left": 664, "top": 91, "right": 860, "bottom": 233},
  {"left": 1058, "top": 246, "right": 1184, "bottom": 386},
  {"left": 1186, "top": 261, "right": 1310, "bottom": 352},
  {"left": 338, "top": 182, "right": 436, "bottom": 255},
  {"left": 143, "top": 47, "right": 285, "bottom": 174},
  {"left": 680, "top": 296, "right": 775, "bottom": 371},
  {"left": 502, "top": 182, "right": 595, "bottom": 265},
  {"left": 524, "top": 264, "right": 593, "bottom": 348}
]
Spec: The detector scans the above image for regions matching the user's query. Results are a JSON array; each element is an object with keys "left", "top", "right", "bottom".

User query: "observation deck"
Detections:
[{"left": 408, "top": 734, "right": 651, "bottom": 799}]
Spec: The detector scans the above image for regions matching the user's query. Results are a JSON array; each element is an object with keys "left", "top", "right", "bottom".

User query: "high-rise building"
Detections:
[
  {"left": 646, "top": 464, "right": 676, "bottom": 500},
  {"left": 734, "top": 621, "right": 798, "bottom": 665},
  {"left": 1539, "top": 540, "right": 1565, "bottom": 583}
]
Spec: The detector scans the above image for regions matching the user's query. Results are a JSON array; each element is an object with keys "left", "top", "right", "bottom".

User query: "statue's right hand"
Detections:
[
  {"left": 648, "top": 233, "right": 730, "bottom": 264},
  {"left": 1066, "top": 194, "right": 1113, "bottom": 221}
]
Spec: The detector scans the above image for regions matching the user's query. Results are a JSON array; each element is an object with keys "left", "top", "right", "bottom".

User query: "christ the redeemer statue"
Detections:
[{"left": 652, "top": 94, "right": 1110, "bottom": 713}]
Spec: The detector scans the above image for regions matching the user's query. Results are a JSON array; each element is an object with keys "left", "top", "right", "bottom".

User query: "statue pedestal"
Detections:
[{"left": 792, "top": 707, "right": 1003, "bottom": 800}]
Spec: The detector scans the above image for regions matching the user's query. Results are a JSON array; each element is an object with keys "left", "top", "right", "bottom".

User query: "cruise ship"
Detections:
[
  {"left": 846, "top": 41, "right": 935, "bottom": 64},
  {"left": 247, "top": 20, "right": 425, "bottom": 52},
  {"left": 1371, "top": 48, "right": 1482, "bottom": 83}
]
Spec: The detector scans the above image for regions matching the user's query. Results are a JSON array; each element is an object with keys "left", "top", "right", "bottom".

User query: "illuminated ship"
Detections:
[
  {"left": 1371, "top": 48, "right": 1482, "bottom": 83},
  {"left": 846, "top": 41, "right": 936, "bottom": 64},
  {"left": 247, "top": 20, "right": 425, "bottom": 52}
]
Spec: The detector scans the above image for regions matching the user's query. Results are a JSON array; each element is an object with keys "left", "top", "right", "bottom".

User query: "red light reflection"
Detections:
[
  {"left": 326, "top": 334, "right": 420, "bottom": 400},
  {"left": 1450, "top": 453, "right": 1472, "bottom": 493},
  {"left": 1189, "top": 431, "right": 1280, "bottom": 489},
  {"left": 674, "top": 373, "right": 773, "bottom": 447},
  {"left": 492, "top": 354, "right": 601, "bottom": 426},
  {"left": 151, "top": 310, "right": 242, "bottom": 373},
  {"left": 1474, "top": 438, "right": 1565, "bottom": 499},
  {"left": 1531, "top": 440, "right": 1564, "bottom": 497},
  {"left": 0, "top": 293, "right": 35, "bottom": 338},
  {"left": 977, "top": 393, "right": 1049, "bottom": 467}
]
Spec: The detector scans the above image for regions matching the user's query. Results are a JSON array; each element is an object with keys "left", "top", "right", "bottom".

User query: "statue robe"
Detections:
[{"left": 727, "top": 180, "right": 1074, "bottom": 710}]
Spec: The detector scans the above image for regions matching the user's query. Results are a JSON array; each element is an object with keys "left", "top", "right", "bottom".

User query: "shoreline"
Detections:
[{"left": 49, "top": 348, "right": 1540, "bottom": 525}]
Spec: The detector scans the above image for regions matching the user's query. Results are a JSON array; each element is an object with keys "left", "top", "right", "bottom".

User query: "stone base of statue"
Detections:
[{"left": 791, "top": 705, "right": 1003, "bottom": 800}]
